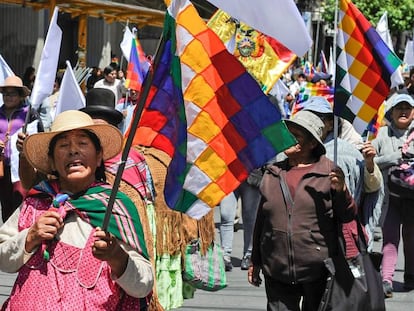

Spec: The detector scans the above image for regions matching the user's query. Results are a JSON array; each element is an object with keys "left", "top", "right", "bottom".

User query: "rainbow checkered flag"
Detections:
[
  {"left": 125, "top": 37, "right": 151, "bottom": 91},
  {"left": 130, "top": 0, "right": 296, "bottom": 219},
  {"left": 334, "top": 0, "right": 402, "bottom": 134},
  {"left": 291, "top": 82, "right": 334, "bottom": 115},
  {"left": 365, "top": 102, "right": 385, "bottom": 140}
]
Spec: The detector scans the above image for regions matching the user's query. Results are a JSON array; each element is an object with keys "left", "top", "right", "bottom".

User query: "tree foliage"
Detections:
[{"left": 322, "top": 0, "right": 414, "bottom": 36}]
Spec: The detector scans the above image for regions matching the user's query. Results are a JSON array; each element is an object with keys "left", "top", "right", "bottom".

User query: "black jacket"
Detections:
[{"left": 251, "top": 156, "right": 356, "bottom": 284}]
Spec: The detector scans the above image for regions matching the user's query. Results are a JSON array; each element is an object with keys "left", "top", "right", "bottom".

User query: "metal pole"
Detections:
[
  {"left": 314, "top": 9, "right": 321, "bottom": 66},
  {"left": 23, "top": 100, "right": 31, "bottom": 133}
]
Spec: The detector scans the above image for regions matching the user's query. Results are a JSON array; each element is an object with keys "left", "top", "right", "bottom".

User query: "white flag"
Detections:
[
  {"left": 120, "top": 26, "right": 134, "bottom": 62},
  {"left": 206, "top": 0, "right": 312, "bottom": 57},
  {"left": 55, "top": 61, "right": 85, "bottom": 117},
  {"left": 268, "top": 79, "right": 290, "bottom": 118},
  {"left": 269, "top": 79, "right": 289, "bottom": 101},
  {"left": 0, "top": 54, "right": 14, "bottom": 82},
  {"left": 376, "top": 12, "right": 393, "bottom": 51},
  {"left": 328, "top": 46, "right": 335, "bottom": 81},
  {"left": 98, "top": 41, "right": 112, "bottom": 70},
  {"left": 404, "top": 40, "right": 414, "bottom": 67},
  {"left": 30, "top": 7, "right": 62, "bottom": 109},
  {"left": 0, "top": 54, "right": 15, "bottom": 107},
  {"left": 11, "top": 120, "right": 39, "bottom": 183},
  {"left": 376, "top": 12, "right": 404, "bottom": 88}
]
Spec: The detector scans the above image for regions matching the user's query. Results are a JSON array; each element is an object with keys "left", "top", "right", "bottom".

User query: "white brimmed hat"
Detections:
[
  {"left": 303, "top": 96, "right": 333, "bottom": 114},
  {"left": 0, "top": 76, "right": 30, "bottom": 97},
  {"left": 23, "top": 110, "right": 123, "bottom": 174},
  {"left": 285, "top": 110, "right": 326, "bottom": 156},
  {"left": 385, "top": 93, "right": 414, "bottom": 122}
]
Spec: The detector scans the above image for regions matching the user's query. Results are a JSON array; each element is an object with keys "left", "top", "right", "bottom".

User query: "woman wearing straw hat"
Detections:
[
  {"left": 0, "top": 75, "right": 43, "bottom": 223},
  {"left": 82, "top": 88, "right": 164, "bottom": 311},
  {"left": 0, "top": 110, "right": 153, "bottom": 310}
]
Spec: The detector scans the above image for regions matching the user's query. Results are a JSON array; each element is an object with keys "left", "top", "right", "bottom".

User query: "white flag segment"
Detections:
[
  {"left": 0, "top": 54, "right": 15, "bottom": 107},
  {"left": 10, "top": 120, "right": 39, "bottom": 183},
  {"left": 269, "top": 79, "right": 290, "bottom": 100},
  {"left": 55, "top": 61, "right": 86, "bottom": 117},
  {"left": 30, "top": 7, "right": 62, "bottom": 109},
  {"left": 98, "top": 41, "right": 112, "bottom": 70},
  {"left": 206, "top": 0, "right": 312, "bottom": 57},
  {"left": 268, "top": 79, "right": 290, "bottom": 118},
  {"left": 0, "top": 54, "right": 15, "bottom": 81},
  {"left": 404, "top": 40, "right": 414, "bottom": 67},
  {"left": 376, "top": 12, "right": 404, "bottom": 88},
  {"left": 120, "top": 26, "right": 134, "bottom": 62},
  {"left": 376, "top": 12, "right": 393, "bottom": 50},
  {"left": 328, "top": 46, "right": 335, "bottom": 80}
]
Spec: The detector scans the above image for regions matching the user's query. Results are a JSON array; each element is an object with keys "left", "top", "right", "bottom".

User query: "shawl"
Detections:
[
  {"left": 105, "top": 148, "right": 155, "bottom": 201},
  {"left": 27, "top": 180, "right": 149, "bottom": 259}
]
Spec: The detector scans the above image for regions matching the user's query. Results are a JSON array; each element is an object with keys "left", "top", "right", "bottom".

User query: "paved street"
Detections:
[
  {"left": 177, "top": 226, "right": 414, "bottom": 310},
  {"left": 1, "top": 214, "right": 413, "bottom": 310}
]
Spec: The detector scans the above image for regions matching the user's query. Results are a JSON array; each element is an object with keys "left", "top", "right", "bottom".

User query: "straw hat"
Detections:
[
  {"left": 23, "top": 110, "right": 123, "bottom": 174},
  {"left": 0, "top": 76, "right": 30, "bottom": 97},
  {"left": 285, "top": 110, "right": 326, "bottom": 156}
]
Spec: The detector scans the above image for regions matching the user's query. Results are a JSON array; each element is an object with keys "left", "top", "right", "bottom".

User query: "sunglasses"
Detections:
[{"left": 2, "top": 92, "right": 20, "bottom": 97}]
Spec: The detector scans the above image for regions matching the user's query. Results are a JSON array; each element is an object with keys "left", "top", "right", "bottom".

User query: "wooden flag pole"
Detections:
[
  {"left": 101, "top": 33, "right": 166, "bottom": 231},
  {"left": 23, "top": 99, "right": 32, "bottom": 133}
]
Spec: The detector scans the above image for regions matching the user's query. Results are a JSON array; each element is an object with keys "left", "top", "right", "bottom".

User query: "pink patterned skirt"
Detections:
[{"left": 2, "top": 233, "right": 140, "bottom": 310}]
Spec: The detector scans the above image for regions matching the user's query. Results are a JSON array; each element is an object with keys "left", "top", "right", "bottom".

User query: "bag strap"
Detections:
[
  {"left": 335, "top": 221, "right": 347, "bottom": 256},
  {"left": 279, "top": 171, "right": 294, "bottom": 208},
  {"left": 279, "top": 169, "right": 369, "bottom": 258}
]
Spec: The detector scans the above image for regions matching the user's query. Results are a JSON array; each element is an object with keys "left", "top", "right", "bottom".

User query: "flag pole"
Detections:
[
  {"left": 124, "top": 89, "right": 130, "bottom": 110},
  {"left": 333, "top": 0, "right": 339, "bottom": 167},
  {"left": 313, "top": 8, "right": 321, "bottom": 66},
  {"left": 101, "top": 33, "right": 166, "bottom": 231},
  {"left": 365, "top": 130, "right": 371, "bottom": 142},
  {"left": 22, "top": 98, "right": 31, "bottom": 133}
]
